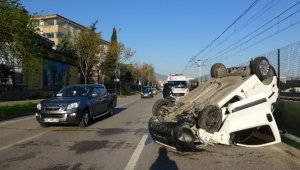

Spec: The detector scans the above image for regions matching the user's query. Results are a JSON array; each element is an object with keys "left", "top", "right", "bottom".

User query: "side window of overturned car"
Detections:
[{"left": 232, "top": 125, "right": 275, "bottom": 145}]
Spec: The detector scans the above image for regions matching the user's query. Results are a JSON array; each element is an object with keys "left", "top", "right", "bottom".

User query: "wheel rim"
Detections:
[
  {"left": 206, "top": 111, "right": 219, "bottom": 129},
  {"left": 84, "top": 112, "right": 89, "bottom": 124},
  {"left": 157, "top": 104, "right": 167, "bottom": 116},
  {"left": 259, "top": 60, "right": 270, "bottom": 76},
  {"left": 109, "top": 106, "right": 113, "bottom": 115}
]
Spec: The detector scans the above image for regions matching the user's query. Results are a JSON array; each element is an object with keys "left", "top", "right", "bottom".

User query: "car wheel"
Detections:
[
  {"left": 251, "top": 57, "right": 271, "bottom": 81},
  {"left": 108, "top": 104, "right": 114, "bottom": 117},
  {"left": 40, "top": 123, "right": 49, "bottom": 128},
  {"left": 211, "top": 63, "right": 227, "bottom": 78},
  {"left": 152, "top": 99, "right": 174, "bottom": 116},
  {"left": 79, "top": 109, "right": 90, "bottom": 127},
  {"left": 197, "top": 105, "right": 222, "bottom": 133}
]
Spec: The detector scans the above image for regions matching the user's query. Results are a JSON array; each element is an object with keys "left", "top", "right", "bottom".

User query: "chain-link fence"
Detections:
[
  {"left": 196, "top": 41, "right": 300, "bottom": 96},
  {"left": 264, "top": 41, "right": 300, "bottom": 95}
]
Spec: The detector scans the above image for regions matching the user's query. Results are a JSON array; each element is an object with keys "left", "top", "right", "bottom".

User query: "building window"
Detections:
[
  {"left": 44, "top": 33, "right": 54, "bottom": 38},
  {"left": 57, "top": 19, "right": 68, "bottom": 28},
  {"left": 43, "top": 58, "right": 70, "bottom": 90},
  {"left": 44, "top": 19, "right": 55, "bottom": 26},
  {"left": 56, "top": 32, "right": 65, "bottom": 38}
]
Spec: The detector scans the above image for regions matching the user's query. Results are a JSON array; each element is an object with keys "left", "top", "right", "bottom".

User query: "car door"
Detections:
[
  {"left": 220, "top": 94, "right": 281, "bottom": 147},
  {"left": 98, "top": 87, "right": 109, "bottom": 114},
  {"left": 90, "top": 87, "right": 102, "bottom": 116}
]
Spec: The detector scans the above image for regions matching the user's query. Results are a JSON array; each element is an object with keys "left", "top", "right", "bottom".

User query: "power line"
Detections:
[
  {"left": 215, "top": 18, "right": 300, "bottom": 63},
  {"left": 182, "top": 0, "right": 260, "bottom": 73},
  {"left": 205, "top": 4, "right": 300, "bottom": 63},
  {"left": 200, "top": 0, "right": 280, "bottom": 60}
]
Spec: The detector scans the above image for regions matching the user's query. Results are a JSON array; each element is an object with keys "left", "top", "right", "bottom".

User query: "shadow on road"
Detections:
[
  {"left": 149, "top": 147, "right": 178, "bottom": 170},
  {"left": 111, "top": 107, "right": 126, "bottom": 115}
]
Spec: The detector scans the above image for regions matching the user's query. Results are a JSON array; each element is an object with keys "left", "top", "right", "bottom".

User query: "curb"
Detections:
[{"left": 281, "top": 133, "right": 300, "bottom": 150}]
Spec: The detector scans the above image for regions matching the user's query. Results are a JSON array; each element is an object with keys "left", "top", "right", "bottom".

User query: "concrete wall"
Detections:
[{"left": 274, "top": 99, "right": 300, "bottom": 137}]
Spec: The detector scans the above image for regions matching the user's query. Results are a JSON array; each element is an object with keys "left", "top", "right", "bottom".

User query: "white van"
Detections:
[{"left": 167, "top": 74, "right": 189, "bottom": 99}]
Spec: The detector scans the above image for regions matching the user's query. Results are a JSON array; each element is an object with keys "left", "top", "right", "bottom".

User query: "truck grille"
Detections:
[
  {"left": 44, "top": 107, "right": 60, "bottom": 111},
  {"left": 41, "top": 113, "right": 65, "bottom": 118},
  {"left": 43, "top": 104, "right": 67, "bottom": 111}
]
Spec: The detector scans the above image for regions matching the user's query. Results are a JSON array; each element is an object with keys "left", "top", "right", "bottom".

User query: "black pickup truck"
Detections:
[{"left": 35, "top": 84, "right": 117, "bottom": 127}]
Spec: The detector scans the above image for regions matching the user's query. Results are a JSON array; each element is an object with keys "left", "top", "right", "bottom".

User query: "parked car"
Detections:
[
  {"left": 151, "top": 88, "right": 158, "bottom": 95},
  {"left": 35, "top": 84, "right": 117, "bottom": 127},
  {"left": 149, "top": 57, "right": 281, "bottom": 151},
  {"left": 141, "top": 86, "right": 153, "bottom": 98}
]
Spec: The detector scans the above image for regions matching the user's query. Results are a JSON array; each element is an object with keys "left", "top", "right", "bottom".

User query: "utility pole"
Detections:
[{"left": 192, "top": 59, "right": 205, "bottom": 85}]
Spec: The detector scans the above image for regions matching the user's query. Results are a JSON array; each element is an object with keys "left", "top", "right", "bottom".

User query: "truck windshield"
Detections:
[
  {"left": 56, "top": 86, "right": 91, "bottom": 97},
  {"left": 168, "top": 81, "right": 187, "bottom": 88}
]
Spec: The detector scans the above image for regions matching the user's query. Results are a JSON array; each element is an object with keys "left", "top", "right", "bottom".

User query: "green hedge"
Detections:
[{"left": 0, "top": 102, "right": 36, "bottom": 117}]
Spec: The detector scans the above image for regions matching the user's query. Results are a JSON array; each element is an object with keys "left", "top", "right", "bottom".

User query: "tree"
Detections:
[
  {"left": 140, "top": 63, "right": 156, "bottom": 85},
  {"left": 118, "top": 42, "right": 135, "bottom": 63},
  {"left": 102, "top": 27, "right": 135, "bottom": 88},
  {"left": 102, "top": 27, "right": 118, "bottom": 87},
  {"left": 56, "top": 35, "right": 74, "bottom": 56},
  {"left": 73, "top": 22, "right": 103, "bottom": 84},
  {"left": 0, "top": 0, "right": 42, "bottom": 84}
]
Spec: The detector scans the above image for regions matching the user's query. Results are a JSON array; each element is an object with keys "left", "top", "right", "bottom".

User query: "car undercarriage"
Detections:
[{"left": 148, "top": 57, "right": 281, "bottom": 151}]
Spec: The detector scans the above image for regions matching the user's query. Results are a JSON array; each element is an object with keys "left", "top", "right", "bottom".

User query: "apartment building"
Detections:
[
  {"left": 35, "top": 14, "right": 103, "bottom": 45},
  {"left": 32, "top": 14, "right": 110, "bottom": 85}
]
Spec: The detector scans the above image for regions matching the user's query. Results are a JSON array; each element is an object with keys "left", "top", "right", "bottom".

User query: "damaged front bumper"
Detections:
[{"left": 148, "top": 117, "right": 200, "bottom": 151}]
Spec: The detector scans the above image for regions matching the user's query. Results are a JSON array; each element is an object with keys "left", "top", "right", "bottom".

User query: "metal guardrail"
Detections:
[{"left": 279, "top": 92, "right": 300, "bottom": 101}]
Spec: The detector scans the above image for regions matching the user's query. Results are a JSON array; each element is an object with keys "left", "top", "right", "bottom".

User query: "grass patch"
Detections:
[{"left": 0, "top": 102, "right": 36, "bottom": 117}]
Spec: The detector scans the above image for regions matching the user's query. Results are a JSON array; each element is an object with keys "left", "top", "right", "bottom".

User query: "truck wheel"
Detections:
[
  {"left": 152, "top": 99, "right": 174, "bottom": 116},
  {"left": 211, "top": 63, "right": 226, "bottom": 78},
  {"left": 108, "top": 104, "right": 114, "bottom": 117},
  {"left": 251, "top": 57, "right": 271, "bottom": 81},
  {"left": 197, "top": 105, "right": 222, "bottom": 133},
  {"left": 79, "top": 109, "right": 90, "bottom": 127}
]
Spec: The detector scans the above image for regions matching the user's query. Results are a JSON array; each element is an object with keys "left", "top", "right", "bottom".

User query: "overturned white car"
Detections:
[{"left": 148, "top": 57, "right": 281, "bottom": 151}]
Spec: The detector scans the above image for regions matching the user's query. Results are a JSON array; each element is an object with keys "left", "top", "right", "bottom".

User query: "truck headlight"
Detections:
[
  {"left": 67, "top": 102, "right": 80, "bottom": 110},
  {"left": 37, "top": 103, "right": 41, "bottom": 110}
]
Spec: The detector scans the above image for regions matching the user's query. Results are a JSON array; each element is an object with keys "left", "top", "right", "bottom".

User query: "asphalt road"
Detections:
[{"left": 0, "top": 94, "right": 299, "bottom": 170}]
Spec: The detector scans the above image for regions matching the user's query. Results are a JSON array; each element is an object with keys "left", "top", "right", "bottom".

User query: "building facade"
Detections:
[
  {"left": 35, "top": 14, "right": 109, "bottom": 83},
  {"left": 34, "top": 14, "right": 86, "bottom": 45}
]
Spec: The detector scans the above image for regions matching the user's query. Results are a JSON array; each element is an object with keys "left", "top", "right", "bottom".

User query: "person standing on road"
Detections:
[{"left": 163, "top": 83, "right": 173, "bottom": 99}]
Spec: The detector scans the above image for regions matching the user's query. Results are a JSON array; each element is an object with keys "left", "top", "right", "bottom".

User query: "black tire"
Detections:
[
  {"left": 79, "top": 109, "right": 90, "bottom": 127},
  {"left": 197, "top": 105, "right": 222, "bottom": 133},
  {"left": 251, "top": 57, "right": 271, "bottom": 81},
  {"left": 40, "top": 123, "right": 49, "bottom": 128},
  {"left": 152, "top": 99, "right": 174, "bottom": 116},
  {"left": 107, "top": 104, "right": 114, "bottom": 117},
  {"left": 211, "top": 63, "right": 226, "bottom": 78}
]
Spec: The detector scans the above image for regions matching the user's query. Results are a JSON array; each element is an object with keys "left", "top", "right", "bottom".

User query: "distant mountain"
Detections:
[{"left": 155, "top": 73, "right": 167, "bottom": 82}]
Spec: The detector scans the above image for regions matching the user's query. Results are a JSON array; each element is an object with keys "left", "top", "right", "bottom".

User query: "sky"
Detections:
[{"left": 21, "top": 0, "right": 300, "bottom": 78}]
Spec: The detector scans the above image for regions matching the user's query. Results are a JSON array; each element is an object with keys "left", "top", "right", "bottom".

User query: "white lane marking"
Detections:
[
  {"left": 0, "top": 131, "right": 48, "bottom": 152},
  {"left": 0, "top": 115, "right": 34, "bottom": 126},
  {"left": 125, "top": 134, "right": 148, "bottom": 170}
]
